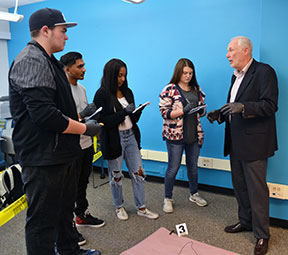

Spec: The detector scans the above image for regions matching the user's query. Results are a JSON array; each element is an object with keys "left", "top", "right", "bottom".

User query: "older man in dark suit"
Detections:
[{"left": 207, "top": 36, "right": 278, "bottom": 255}]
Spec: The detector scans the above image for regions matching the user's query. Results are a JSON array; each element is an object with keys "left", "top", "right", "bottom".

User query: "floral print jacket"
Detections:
[{"left": 159, "top": 83, "right": 206, "bottom": 146}]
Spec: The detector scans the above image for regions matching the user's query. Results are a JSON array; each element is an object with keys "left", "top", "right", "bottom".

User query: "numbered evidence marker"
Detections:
[{"left": 175, "top": 223, "right": 189, "bottom": 237}]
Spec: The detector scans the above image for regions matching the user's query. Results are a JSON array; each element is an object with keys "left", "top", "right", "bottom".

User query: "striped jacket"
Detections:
[{"left": 159, "top": 83, "right": 205, "bottom": 146}]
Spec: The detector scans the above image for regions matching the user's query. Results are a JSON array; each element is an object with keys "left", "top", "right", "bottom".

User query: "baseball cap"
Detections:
[{"left": 29, "top": 8, "right": 77, "bottom": 31}]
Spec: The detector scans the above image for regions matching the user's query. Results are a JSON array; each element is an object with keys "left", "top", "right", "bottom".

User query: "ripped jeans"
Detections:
[{"left": 107, "top": 129, "right": 146, "bottom": 209}]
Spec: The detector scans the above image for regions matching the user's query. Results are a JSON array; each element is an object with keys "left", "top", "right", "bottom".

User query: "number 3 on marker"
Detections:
[{"left": 175, "top": 223, "right": 188, "bottom": 237}]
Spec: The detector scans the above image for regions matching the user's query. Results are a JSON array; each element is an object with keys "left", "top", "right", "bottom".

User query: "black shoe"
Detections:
[
  {"left": 77, "top": 231, "right": 87, "bottom": 246},
  {"left": 76, "top": 211, "right": 105, "bottom": 228},
  {"left": 224, "top": 222, "right": 252, "bottom": 233},
  {"left": 254, "top": 238, "right": 268, "bottom": 255},
  {"left": 73, "top": 221, "right": 87, "bottom": 246}
]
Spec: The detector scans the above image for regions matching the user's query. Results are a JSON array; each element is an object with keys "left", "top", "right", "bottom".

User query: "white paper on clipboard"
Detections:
[
  {"left": 188, "top": 104, "right": 207, "bottom": 114},
  {"left": 132, "top": 101, "right": 150, "bottom": 114},
  {"left": 86, "top": 107, "right": 103, "bottom": 120}
]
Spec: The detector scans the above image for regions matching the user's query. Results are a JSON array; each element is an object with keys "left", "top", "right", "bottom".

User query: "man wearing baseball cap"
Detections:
[{"left": 9, "top": 8, "right": 101, "bottom": 255}]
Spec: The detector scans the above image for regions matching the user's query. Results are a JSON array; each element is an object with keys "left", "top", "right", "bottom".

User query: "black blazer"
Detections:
[
  {"left": 93, "top": 87, "right": 142, "bottom": 160},
  {"left": 223, "top": 59, "right": 278, "bottom": 160}
]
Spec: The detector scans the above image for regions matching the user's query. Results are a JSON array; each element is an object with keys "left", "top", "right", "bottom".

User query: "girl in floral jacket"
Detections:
[{"left": 159, "top": 58, "right": 208, "bottom": 213}]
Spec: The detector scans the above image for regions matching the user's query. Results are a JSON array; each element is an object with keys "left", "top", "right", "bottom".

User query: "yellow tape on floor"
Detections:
[{"left": 0, "top": 194, "right": 28, "bottom": 227}]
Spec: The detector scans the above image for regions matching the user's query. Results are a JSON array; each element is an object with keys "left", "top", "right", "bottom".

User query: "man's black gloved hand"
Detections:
[
  {"left": 83, "top": 120, "right": 101, "bottom": 137},
  {"left": 183, "top": 102, "right": 195, "bottom": 114},
  {"left": 79, "top": 103, "right": 97, "bottom": 119},
  {"left": 220, "top": 102, "right": 243, "bottom": 116},
  {"left": 124, "top": 103, "right": 135, "bottom": 115},
  {"left": 207, "top": 110, "right": 220, "bottom": 123}
]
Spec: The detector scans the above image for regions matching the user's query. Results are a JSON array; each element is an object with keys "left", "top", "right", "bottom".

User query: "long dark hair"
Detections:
[
  {"left": 101, "top": 58, "right": 128, "bottom": 111},
  {"left": 169, "top": 58, "right": 199, "bottom": 89}
]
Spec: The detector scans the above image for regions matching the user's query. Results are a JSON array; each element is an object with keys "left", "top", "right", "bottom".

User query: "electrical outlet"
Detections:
[
  {"left": 198, "top": 157, "right": 213, "bottom": 168},
  {"left": 140, "top": 149, "right": 148, "bottom": 159},
  {"left": 267, "top": 182, "right": 288, "bottom": 199}
]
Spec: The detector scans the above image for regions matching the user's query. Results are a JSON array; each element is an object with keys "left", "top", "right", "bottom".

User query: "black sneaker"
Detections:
[
  {"left": 73, "top": 221, "right": 86, "bottom": 246},
  {"left": 77, "top": 231, "right": 86, "bottom": 246},
  {"left": 76, "top": 211, "right": 105, "bottom": 228}
]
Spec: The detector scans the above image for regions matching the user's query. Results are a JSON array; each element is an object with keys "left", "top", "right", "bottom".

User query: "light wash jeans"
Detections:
[
  {"left": 107, "top": 129, "right": 146, "bottom": 209},
  {"left": 165, "top": 141, "right": 200, "bottom": 198}
]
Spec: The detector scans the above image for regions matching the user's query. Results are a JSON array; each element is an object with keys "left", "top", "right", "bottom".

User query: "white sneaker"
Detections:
[
  {"left": 189, "top": 192, "right": 208, "bottom": 207},
  {"left": 137, "top": 208, "right": 159, "bottom": 220},
  {"left": 163, "top": 198, "right": 174, "bottom": 213},
  {"left": 116, "top": 207, "right": 128, "bottom": 220}
]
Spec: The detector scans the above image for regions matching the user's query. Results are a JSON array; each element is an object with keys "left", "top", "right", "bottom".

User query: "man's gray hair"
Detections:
[{"left": 232, "top": 36, "right": 253, "bottom": 56}]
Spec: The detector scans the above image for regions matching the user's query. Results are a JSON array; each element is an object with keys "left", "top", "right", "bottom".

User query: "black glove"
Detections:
[
  {"left": 124, "top": 103, "right": 135, "bottom": 115},
  {"left": 79, "top": 103, "right": 97, "bottom": 119},
  {"left": 183, "top": 102, "right": 195, "bottom": 114},
  {"left": 220, "top": 102, "right": 243, "bottom": 116},
  {"left": 207, "top": 110, "right": 220, "bottom": 123},
  {"left": 83, "top": 120, "right": 101, "bottom": 137}
]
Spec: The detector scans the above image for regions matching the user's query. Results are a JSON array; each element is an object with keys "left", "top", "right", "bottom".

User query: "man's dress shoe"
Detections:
[
  {"left": 224, "top": 222, "right": 252, "bottom": 233},
  {"left": 254, "top": 238, "right": 268, "bottom": 255}
]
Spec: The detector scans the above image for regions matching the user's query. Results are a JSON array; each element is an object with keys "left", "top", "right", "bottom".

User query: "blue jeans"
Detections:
[
  {"left": 165, "top": 141, "right": 200, "bottom": 198},
  {"left": 107, "top": 129, "right": 146, "bottom": 209}
]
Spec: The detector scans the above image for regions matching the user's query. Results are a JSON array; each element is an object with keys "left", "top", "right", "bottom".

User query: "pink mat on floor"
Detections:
[{"left": 121, "top": 227, "right": 239, "bottom": 255}]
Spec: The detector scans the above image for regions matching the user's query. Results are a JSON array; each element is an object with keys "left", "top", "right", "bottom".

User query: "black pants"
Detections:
[
  {"left": 75, "top": 146, "right": 94, "bottom": 216},
  {"left": 230, "top": 155, "right": 270, "bottom": 239},
  {"left": 22, "top": 160, "right": 80, "bottom": 255}
]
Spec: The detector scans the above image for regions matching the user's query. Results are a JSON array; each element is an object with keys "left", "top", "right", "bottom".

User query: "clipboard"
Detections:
[{"left": 132, "top": 101, "right": 150, "bottom": 114}]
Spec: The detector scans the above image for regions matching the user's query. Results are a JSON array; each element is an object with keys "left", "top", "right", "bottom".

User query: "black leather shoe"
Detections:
[
  {"left": 224, "top": 222, "right": 252, "bottom": 233},
  {"left": 254, "top": 238, "right": 268, "bottom": 255}
]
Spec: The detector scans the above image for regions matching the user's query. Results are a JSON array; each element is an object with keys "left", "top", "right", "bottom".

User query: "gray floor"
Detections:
[{"left": 0, "top": 170, "right": 287, "bottom": 255}]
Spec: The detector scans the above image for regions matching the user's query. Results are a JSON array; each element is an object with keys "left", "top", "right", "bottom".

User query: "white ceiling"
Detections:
[{"left": 0, "top": 0, "right": 45, "bottom": 9}]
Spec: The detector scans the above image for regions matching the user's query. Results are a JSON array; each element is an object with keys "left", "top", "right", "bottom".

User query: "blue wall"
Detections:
[
  {"left": 259, "top": 0, "right": 288, "bottom": 220},
  {"left": 7, "top": 0, "right": 288, "bottom": 220}
]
